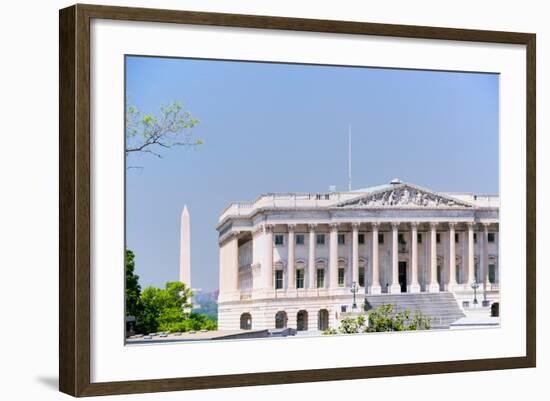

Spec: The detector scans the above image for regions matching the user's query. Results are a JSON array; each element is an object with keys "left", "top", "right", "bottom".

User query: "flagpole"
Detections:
[{"left": 348, "top": 124, "right": 352, "bottom": 191}]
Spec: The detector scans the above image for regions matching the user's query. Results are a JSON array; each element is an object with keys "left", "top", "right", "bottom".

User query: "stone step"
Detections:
[{"left": 364, "top": 292, "right": 465, "bottom": 328}]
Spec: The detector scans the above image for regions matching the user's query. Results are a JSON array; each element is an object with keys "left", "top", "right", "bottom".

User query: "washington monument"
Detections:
[{"left": 179, "top": 205, "right": 191, "bottom": 287}]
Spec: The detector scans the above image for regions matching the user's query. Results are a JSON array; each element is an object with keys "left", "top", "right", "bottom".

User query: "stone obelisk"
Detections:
[{"left": 179, "top": 205, "right": 191, "bottom": 288}]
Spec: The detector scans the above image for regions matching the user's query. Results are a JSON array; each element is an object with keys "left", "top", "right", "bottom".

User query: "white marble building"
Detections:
[{"left": 216, "top": 179, "right": 499, "bottom": 331}]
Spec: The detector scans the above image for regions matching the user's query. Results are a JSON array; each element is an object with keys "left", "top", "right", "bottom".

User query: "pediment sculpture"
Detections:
[{"left": 338, "top": 185, "right": 472, "bottom": 208}]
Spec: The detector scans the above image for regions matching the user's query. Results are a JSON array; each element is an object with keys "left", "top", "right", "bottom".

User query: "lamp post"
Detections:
[
  {"left": 471, "top": 280, "right": 479, "bottom": 306},
  {"left": 351, "top": 281, "right": 358, "bottom": 309}
]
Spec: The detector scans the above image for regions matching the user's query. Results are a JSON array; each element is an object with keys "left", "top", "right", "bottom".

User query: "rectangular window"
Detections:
[
  {"left": 338, "top": 268, "right": 345, "bottom": 287},
  {"left": 275, "top": 270, "right": 283, "bottom": 289},
  {"left": 489, "top": 264, "right": 496, "bottom": 283},
  {"left": 359, "top": 268, "right": 365, "bottom": 287},
  {"left": 338, "top": 233, "right": 345, "bottom": 245},
  {"left": 488, "top": 233, "right": 495, "bottom": 243},
  {"left": 455, "top": 233, "right": 459, "bottom": 243},
  {"left": 295, "top": 234, "right": 305, "bottom": 245},
  {"left": 398, "top": 233, "right": 405, "bottom": 244},
  {"left": 296, "top": 269, "right": 304, "bottom": 288},
  {"left": 417, "top": 233, "right": 422, "bottom": 243},
  {"left": 436, "top": 233, "right": 441, "bottom": 243},
  {"left": 378, "top": 233, "right": 384, "bottom": 244},
  {"left": 274, "top": 234, "right": 284, "bottom": 246},
  {"left": 316, "top": 269, "right": 325, "bottom": 288},
  {"left": 474, "top": 233, "right": 478, "bottom": 243},
  {"left": 316, "top": 234, "right": 325, "bottom": 245},
  {"left": 358, "top": 233, "right": 365, "bottom": 244}
]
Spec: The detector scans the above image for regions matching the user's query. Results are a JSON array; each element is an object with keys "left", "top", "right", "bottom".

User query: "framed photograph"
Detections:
[{"left": 59, "top": 4, "right": 536, "bottom": 397}]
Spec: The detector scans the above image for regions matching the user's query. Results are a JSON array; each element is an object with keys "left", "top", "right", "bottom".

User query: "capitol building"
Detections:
[{"left": 216, "top": 179, "right": 499, "bottom": 332}]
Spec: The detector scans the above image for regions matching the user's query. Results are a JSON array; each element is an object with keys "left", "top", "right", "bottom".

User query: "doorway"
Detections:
[
  {"left": 318, "top": 309, "right": 329, "bottom": 331},
  {"left": 398, "top": 261, "right": 407, "bottom": 293},
  {"left": 297, "top": 310, "right": 308, "bottom": 331}
]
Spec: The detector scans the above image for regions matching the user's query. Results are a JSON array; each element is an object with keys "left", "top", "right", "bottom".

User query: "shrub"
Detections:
[{"left": 323, "top": 304, "right": 431, "bottom": 335}]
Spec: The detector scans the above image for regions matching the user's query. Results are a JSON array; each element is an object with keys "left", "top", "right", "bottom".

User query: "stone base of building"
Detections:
[{"left": 218, "top": 289, "right": 500, "bottom": 332}]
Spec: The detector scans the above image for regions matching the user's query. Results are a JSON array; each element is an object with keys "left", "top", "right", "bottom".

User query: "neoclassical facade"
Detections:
[{"left": 216, "top": 180, "right": 499, "bottom": 331}]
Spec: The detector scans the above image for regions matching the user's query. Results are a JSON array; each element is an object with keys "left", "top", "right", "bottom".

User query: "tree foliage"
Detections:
[
  {"left": 323, "top": 304, "right": 431, "bottom": 335},
  {"left": 126, "top": 101, "right": 202, "bottom": 160},
  {"left": 125, "top": 249, "right": 218, "bottom": 335},
  {"left": 125, "top": 249, "right": 142, "bottom": 319}
]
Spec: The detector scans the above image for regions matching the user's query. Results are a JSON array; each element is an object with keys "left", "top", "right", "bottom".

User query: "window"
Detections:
[
  {"left": 316, "top": 234, "right": 326, "bottom": 245},
  {"left": 488, "top": 233, "right": 496, "bottom": 243},
  {"left": 489, "top": 264, "right": 496, "bottom": 283},
  {"left": 296, "top": 269, "right": 304, "bottom": 289},
  {"left": 436, "top": 233, "right": 441, "bottom": 243},
  {"left": 398, "top": 233, "right": 405, "bottom": 244},
  {"left": 340, "top": 305, "right": 347, "bottom": 313},
  {"left": 474, "top": 233, "right": 478, "bottom": 243},
  {"left": 455, "top": 233, "right": 459, "bottom": 243},
  {"left": 316, "top": 268, "right": 325, "bottom": 288},
  {"left": 359, "top": 268, "right": 365, "bottom": 287},
  {"left": 338, "top": 233, "right": 345, "bottom": 245},
  {"left": 378, "top": 233, "right": 384, "bottom": 244},
  {"left": 338, "top": 268, "right": 345, "bottom": 287},
  {"left": 275, "top": 270, "right": 283, "bottom": 289},
  {"left": 417, "top": 233, "right": 422, "bottom": 243},
  {"left": 275, "top": 311, "right": 287, "bottom": 329},
  {"left": 240, "top": 313, "right": 252, "bottom": 330},
  {"left": 274, "top": 234, "right": 284, "bottom": 246},
  {"left": 296, "top": 234, "right": 305, "bottom": 245},
  {"left": 358, "top": 233, "right": 365, "bottom": 244}
]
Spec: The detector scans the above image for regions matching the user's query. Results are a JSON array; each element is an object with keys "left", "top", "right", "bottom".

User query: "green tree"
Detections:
[
  {"left": 126, "top": 101, "right": 202, "bottom": 161},
  {"left": 125, "top": 250, "right": 142, "bottom": 319},
  {"left": 135, "top": 281, "right": 217, "bottom": 334}
]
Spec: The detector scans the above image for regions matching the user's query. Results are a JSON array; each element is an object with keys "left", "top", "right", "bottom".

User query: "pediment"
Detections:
[{"left": 336, "top": 184, "right": 474, "bottom": 208}]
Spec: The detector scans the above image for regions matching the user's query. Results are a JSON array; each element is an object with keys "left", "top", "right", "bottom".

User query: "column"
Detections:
[
  {"left": 263, "top": 224, "right": 274, "bottom": 290},
  {"left": 447, "top": 222, "right": 457, "bottom": 291},
  {"left": 287, "top": 224, "right": 296, "bottom": 290},
  {"left": 352, "top": 223, "right": 360, "bottom": 285},
  {"left": 482, "top": 223, "right": 490, "bottom": 289},
  {"left": 467, "top": 222, "right": 475, "bottom": 287},
  {"left": 308, "top": 224, "right": 316, "bottom": 289},
  {"left": 428, "top": 222, "right": 439, "bottom": 292},
  {"left": 409, "top": 222, "right": 420, "bottom": 293},
  {"left": 389, "top": 222, "right": 401, "bottom": 293},
  {"left": 369, "top": 223, "right": 381, "bottom": 294},
  {"left": 219, "top": 233, "right": 239, "bottom": 301},
  {"left": 329, "top": 223, "right": 339, "bottom": 289}
]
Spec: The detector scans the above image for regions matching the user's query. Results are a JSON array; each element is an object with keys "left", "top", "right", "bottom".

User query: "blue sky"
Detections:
[{"left": 125, "top": 56, "right": 499, "bottom": 292}]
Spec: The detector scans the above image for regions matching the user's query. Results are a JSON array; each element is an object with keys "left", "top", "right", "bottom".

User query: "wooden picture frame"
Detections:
[{"left": 59, "top": 3, "right": 536, "bottom": 397}]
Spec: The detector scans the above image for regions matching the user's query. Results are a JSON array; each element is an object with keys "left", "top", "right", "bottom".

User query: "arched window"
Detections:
[
  {"left": 488, "top": 256, "right": 499, "bottom": 284},
  {"left": 274, "top": 261, "right": 285, "bottom": 290},
  {"left": 474, "top": 256, "right": 480, "bottom": 283},
  {"left": 275, "top": 311, "right": 288, "bottom": 329},
  {"left": 316, "top": 260, "right": 326, "bottom": 288},
  {"left": 296, "top": 261, "right": 306, "bottom": 289},
  {"left": 297, "top": 310, "right": 308, "bottom": 331},
  {"left": 338, "top": 258, "right": 347, "bottom": 287},
  {"left": 437, "top": 256, "right": 445, "bottom": 291},
  {"left": 455, "top": 256, "right": 463, "bottom": 284},
  {"left": 240, "top": 313, "right": 252, "bottom": 330},
  {"left": 358, "top": 258, "right": 367, "bottom": 287},
  {"left": 318, "top": 309, "right": 329, "bottom": 331}
]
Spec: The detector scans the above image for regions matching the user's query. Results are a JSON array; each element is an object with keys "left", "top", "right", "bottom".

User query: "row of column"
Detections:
[{"left": 259, "top": 221, "right": 493, "bottom": 293}]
